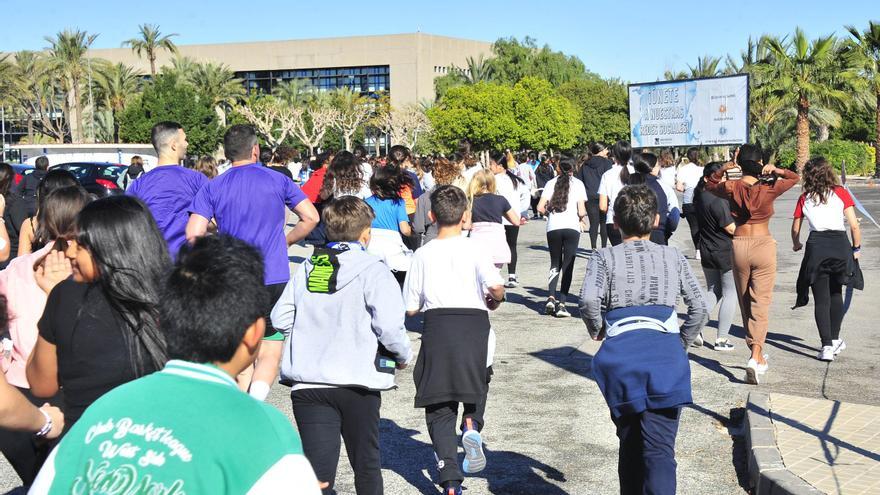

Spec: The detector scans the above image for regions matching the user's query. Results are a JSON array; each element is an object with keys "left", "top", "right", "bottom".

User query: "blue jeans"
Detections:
[{"left": 612, "top": 407, "right": 681, "bottom": 495}]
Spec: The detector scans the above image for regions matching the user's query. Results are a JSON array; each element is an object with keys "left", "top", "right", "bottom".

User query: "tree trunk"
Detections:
[
  {"left": 817, "top": 124, "right": 829, "bottom": 142},
  {"left": 26, "top": 116, "right": 33, "bottom": 142},
  {"left": 344, "top": 132, "right": 352, "bottom": 152},
  {"left": 795, "top": 95, "right": 810, "bottom": 171},
  {"left": 112, "top": 109, "right": 119, "bottom": 143},
  {"left": 150, "top": 55, "right": 157, "bottom": 78},
  {"left": 72, "top": 77, "right": 84, "bottom": 143}
]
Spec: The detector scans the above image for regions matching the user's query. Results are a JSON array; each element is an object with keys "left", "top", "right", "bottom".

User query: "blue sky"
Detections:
[{"left": 0, "top": 0, "right": 875, "bottom": 82}]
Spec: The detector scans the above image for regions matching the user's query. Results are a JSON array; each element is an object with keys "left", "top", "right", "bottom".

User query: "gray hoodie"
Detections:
[{"left": 272, "top": 243, "right": 413, "bottom": 391}]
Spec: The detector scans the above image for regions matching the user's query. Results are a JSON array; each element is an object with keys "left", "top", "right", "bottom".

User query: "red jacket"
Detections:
[{"left": 301, "top": 167, "right": 327, "bottom": 203}]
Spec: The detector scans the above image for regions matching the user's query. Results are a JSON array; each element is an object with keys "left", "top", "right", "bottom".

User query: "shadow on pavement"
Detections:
[
  {"left": 380, "top": 419, "right": 569, "bottom": 494},
  {"left": 529, "top": 346, "right": 595, "bottom": 382},
  {"left": 685, "top": 405, "right": 751, "bottom": 491}
]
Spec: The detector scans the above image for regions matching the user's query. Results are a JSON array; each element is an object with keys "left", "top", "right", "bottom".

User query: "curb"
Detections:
[{"left": 745, "top": 392, "right": 824, "bottom": 495}]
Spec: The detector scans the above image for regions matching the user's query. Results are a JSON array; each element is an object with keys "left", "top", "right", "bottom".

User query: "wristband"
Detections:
[
  {"left": 852, "top": 245, "right": 861, "bottom": 253},
  {"left": 35, "top": 408, "right": 52, "bottom": 438}
]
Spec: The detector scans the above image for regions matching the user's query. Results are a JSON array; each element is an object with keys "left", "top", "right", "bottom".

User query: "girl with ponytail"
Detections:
[{"left": 598, "top": 140, "right": 634, "bottom": 246}]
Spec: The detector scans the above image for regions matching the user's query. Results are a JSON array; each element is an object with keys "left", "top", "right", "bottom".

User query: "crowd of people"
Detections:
[{"left": 0, "top": 118, "right": 865, "bottom": 494}]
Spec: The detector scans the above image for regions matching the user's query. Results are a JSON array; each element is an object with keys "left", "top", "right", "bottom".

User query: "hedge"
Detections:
[{"left": 776, "top": 139, "right": 876, "bottom": 175}]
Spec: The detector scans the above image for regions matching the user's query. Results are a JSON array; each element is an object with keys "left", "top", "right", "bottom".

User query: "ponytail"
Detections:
[{"left": 547, "top": 160, "right": 575, "bottom": 213}]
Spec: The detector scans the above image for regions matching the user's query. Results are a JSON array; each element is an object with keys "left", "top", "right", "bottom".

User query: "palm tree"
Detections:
[
  {"left": 123, "top": 24, "right": 179, "bottom": 77},
  {"left": 165, "top": 55, "right": 197, "bottom": 79},
  {"left": 272, "top": 79, "right": 315, "bottom": 106},
  {"left": 846, "top": 21, "right": 880, "bottom": 171},
  {"left": 463, "top": 55, "right": 495, "bottom": 84},
  {"left": 760, "top": 28, "right": 856, "bottom": 168},
  {"left": 45, "top": 29, "right": 99, "bottom": 143},
  {"left": 9, "top": 51, "right": 42, "bottom": 141},
  {"left": 93, "top": 62, "right": 140, "bottom": 142},
  {"left": 188, "top": 62, "right": 245, "bottom": 126},
  {"left": 687, "top": 55, "right": 723, "bottom": 78}
]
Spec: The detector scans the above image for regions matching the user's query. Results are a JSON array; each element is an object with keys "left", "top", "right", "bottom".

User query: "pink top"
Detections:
[{"left": 0, "top": 244, "right": 53, "bottom": 388}]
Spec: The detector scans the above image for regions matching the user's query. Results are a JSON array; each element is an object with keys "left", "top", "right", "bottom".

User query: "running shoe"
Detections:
[
  {"left": 461, "top": 421, "right": 486, "bottom": 473},
  {"left": 745, "top": 359, "right": 761, "bottom": 385},
  {"left": 714, "top": 339, "right": 735, "bottom": 352},
  {"left": 691, "top": 333, "right": 704, "bottom": 348},
  {"left": 554, "top": 302, "right": 571, "bottom": 318},
  {"left": 818, "top": 346, "right": 835, "bottom": 362},
  {"left": 504, "top": 275, "right": 518, "bottom": 288},
  {"left": 545, "top": 297, "right": 557, "bottom": 316},
  {"left": 443, "top": 485, "right": 463, "bottom": 495},
  {"left": 832, "top": 339, "right": 846, "bottom": 355}
]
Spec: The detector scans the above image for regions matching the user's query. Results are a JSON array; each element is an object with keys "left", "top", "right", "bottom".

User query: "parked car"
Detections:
[
  {"left": 53, "top": 162, "right": 128, "bottom": 197},
  {"left": 11, "top": 164, "right": 35, "bottom": 186}
]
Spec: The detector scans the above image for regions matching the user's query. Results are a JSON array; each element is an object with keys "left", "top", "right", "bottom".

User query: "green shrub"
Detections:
[{"left": 775, "top": 139, "right": 875, "bottom": 176}]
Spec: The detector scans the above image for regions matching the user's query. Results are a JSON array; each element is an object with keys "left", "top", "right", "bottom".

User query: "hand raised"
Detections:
[{"left": 35, "top": 250, "right": 72, "bottom": 294}]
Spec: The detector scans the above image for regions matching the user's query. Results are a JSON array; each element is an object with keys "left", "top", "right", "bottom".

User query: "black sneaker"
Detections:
[
  {"left": 504, "top": 276, "right": 518, "bottom": 288},
  {"left": 554, "top": 302, "right": 571, "bottom": 318},
  {"left": 545, "top": 297, "right": 557, "bottom": 316}
]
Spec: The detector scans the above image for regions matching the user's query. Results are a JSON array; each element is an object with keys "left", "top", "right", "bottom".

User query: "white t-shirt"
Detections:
[
  {"left": 794, "top": 186, "right": 855, "bottom": 232},
  {"left": 657, "top": 178, "right": 680, "bottom": 213},
  {"left": 676, "top": 163, "right": 704, "bottom": 204},
  {"left": 540, "top": 176, "right": 587, "bottom": 232},
  {"left": 462, "top": 165, "right": 481, "bottom": 185},
  {"left": 495, "top": 172, "right": 525, "bottom": 226},
  {"left": 516, "top": 162, "right": 536, "bottom": 189},
  {"left": 659, "top": 167, "right": 677, "bottom": 189},
  {"left": 403, "top": 236, "right": 504, "bottom": 312},
  {"left": 598, "top": 164, "right": 634, "bottom": 224}
]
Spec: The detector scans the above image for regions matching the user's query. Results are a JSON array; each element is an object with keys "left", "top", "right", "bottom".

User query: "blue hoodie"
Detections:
[{"left": 272, "top": 243, "right": 413, "bottom": 391}]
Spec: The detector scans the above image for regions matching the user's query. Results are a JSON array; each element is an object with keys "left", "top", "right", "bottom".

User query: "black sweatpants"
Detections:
[
  {"left": 504, "top": 225, "right": 520, "bottom": 274},
  {"left": 613, "top": 407, "right": 681, "bottom": 495},
  {"left": 811, "top": 273, "right": 844, "bottom": 347},
  {"left": 292, "top": 387, "right": 382, "bottom": 495},
  {"left": 607, "top": 223, "right": 622, "bottom": 246},
  {"left": 547, "top": 228, "right": 580, "bottom": 299},
  {"left": 682, "top": 203, "right": 700, "bottom": 253},
  {"left": 586, "top": 199, "right": 607, "bottom": 249}
]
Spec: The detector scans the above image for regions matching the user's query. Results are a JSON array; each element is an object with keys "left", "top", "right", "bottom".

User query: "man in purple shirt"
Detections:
[
  {"left": 127, "top": 121, "right": 207, "bottom": 259},
  {"left": 186, "top": 124, "right": 319, "bottom": 401}
]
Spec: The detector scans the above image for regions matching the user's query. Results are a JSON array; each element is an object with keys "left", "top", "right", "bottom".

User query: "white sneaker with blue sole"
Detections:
[{"left": 461, "top": 429, "right": 486, "bottom": 473}]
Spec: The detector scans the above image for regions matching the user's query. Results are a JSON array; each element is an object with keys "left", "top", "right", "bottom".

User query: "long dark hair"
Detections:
[
  {"left": 31, "top": 185, "right": 90, "bottom": 251},
  {"left": 36, "top": 169, "right": 79, "bottom": 215},
  {"left": 319, "top": 151, "right": 364, "bottom": 201},
  {"left": 547, "top": 159, "right": 575, "bottom": 213},
  {"left": 0, "top": 163, "right": 13, "bottom": 198},
  {"left": 802, "top": 157, "right": 838, "bottom": 204},
  {"left": 612, "top": 140, "right": 632, "bottom": 183},
  {"left": 626, "top": 153, "right": 656, "bottom": 185},
  {"left": 490, "top": 150, "right": 525, "bottom": 190},
  {"left": 696, "top": 161, "right": 726, "bottom": 195},
  {"left": 75, "top": 196, "right": 171, "bottom": 375},
  {"left": 370, "top": 165, "right": 403, "bottom": 201}
]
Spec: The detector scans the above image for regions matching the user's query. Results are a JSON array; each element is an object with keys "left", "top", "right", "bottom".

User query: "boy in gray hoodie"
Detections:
[{"left": 271, "top": 196, "right": 413, "bottom": 495}]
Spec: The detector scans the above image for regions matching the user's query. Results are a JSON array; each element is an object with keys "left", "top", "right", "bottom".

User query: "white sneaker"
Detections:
[
  {"left": 554, "top": 303, "right": 571, "bottom": 318},
  {"left": 745, "top": 359, "right": 760, "bottom": 385},
  {"left": 695, "top": 250, "right": 701, "bottom": 260},
  {"left": 691, "top": 333, "right": 704, "bottom": 348},
  {"left": 818, "top": 346, "right": 835, "bottom": 362},
  {"left": 832, "top": 339, "right": 846, "bottom": 355}
]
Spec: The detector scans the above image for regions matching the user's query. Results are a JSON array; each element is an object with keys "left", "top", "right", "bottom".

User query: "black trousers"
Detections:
[
  {"left": 613, "top": 407, "right": 681, "bottom": 495},
  {"left": 0, "top": 387, "right": 60, "bottom": 486},
  {"left": 586, "top": 199, "right": 607, "bottom": 249},
  {"left": 530, "top": 195, "right": 541, "bottom": 217},
  {"left": 425, "top": 366, "right": 491, "bottom": 487},
  {"left": 607, "top": 223, "right": 623, "bottom": 246},
  {"left": 292, "top": 387, "right": 383, "bottom": 495},
  {"left": 504, "top": 225, "right": 520, "bottom": 274},
  {"left": 547, "top": 228, "right": 580, "bottom": 298},
  {"left": 811, "top": 273, "right": 844, "bottom": 347},
  {"left": 682, "top": 203, "right": 700, "bottom": 253}
]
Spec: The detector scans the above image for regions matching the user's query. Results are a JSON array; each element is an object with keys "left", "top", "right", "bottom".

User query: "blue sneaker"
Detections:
[{"left": 461, "top": 420, "right": 486, "bottom": 473}]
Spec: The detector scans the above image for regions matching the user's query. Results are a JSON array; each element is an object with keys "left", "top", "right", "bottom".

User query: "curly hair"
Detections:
[
  {"left": 432, "top": 157, "right": 463, "bottom": 186},
  {"left": 802, "top": 156, "right": 839, "bottom": 204},
  {"left": 319, "top": 151, "right": 365, "bottom": 201},
  {"left": 370, "top": 165, "right": 403, "bottom": 201}
]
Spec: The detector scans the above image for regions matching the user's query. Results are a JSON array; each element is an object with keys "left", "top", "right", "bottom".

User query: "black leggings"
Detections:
[
  {"left": 586, "top": 199, "right": 607, "bottom": 249},
  {"left": 811, "top": 273, "right": 844, "bottom": 347},
  {"left": 547, "top": 228, "right": 580, "bottom": 298},
  {"left": 682, "top": 203, "right": 700, "bottom": 252},
  {"left": 607, "top": 224, "right": 622, "bottom": 246},
  {"left": 505, "top": 225, "right": 520, "bottom": 274}
]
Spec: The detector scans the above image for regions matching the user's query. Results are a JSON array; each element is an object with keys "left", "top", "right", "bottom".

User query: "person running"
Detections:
[
  {"left": 579, "top": 185, "right": 708, "bottom": 495},
  {"left": 624, "top": 153, "right": 680, "bottom": 245},
  {"left": 704, "top": 144, "right": 799, "bottom": 384},
  {"left": 387, "top": 145, "right": 423, "bottom": 219},
  {"left": 694, "top": 162, "right": 737, "bottom": 351},
  {"left": 532, "top": 156, "right": 556, "bottom": 220},
  {"left": 127, "top": 121, "right": 207, "bottom": 260},
  {"left": 488, "top": 151, "right": 528, "bottom": 288},
  {"left": 599, "top": 140, "right": 635, "bottom": 246},
  {"left": 30, "top": 235, "right": 321, "bottom": 494},
  {"left": 404, "top": 185, "right": 505, "bottom": 495},
  {"left": 15, "top": 170, "right": 79, "bottom": 257},
  {"left": 467, "top": 170, "right": 522, "bottom": 266},
  {"left": 186, "top": 124, "right": 319, "bottom": 401},
  {"left": 676, "top": 147, "right": 704, "bottom": 259},
  {"left": 301, "top": 151, "right": 335, "bottom": 204},
  {"left": 26, "top": 196, "right": 170, "bottom": 431},
  {"left": 791, "top": 157, "right": 862, "bottom": 362},
  {"left": 577, "top": 142, "right": 613, "bottom": 249},
  {"left": 537, "top": 159, "right": 587, "bottom": 318},
  {"left": 272, "top": 197, "right": 413, "bottom": 495},
  {"left": 365, "top": 166, "right": 413, "bottom": 285},
  {"left": 658, "top": 148, "right": 677, "bottom": 189},
  {"left": 413, "top": 157, "right": 467, "bottom": 247}
]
